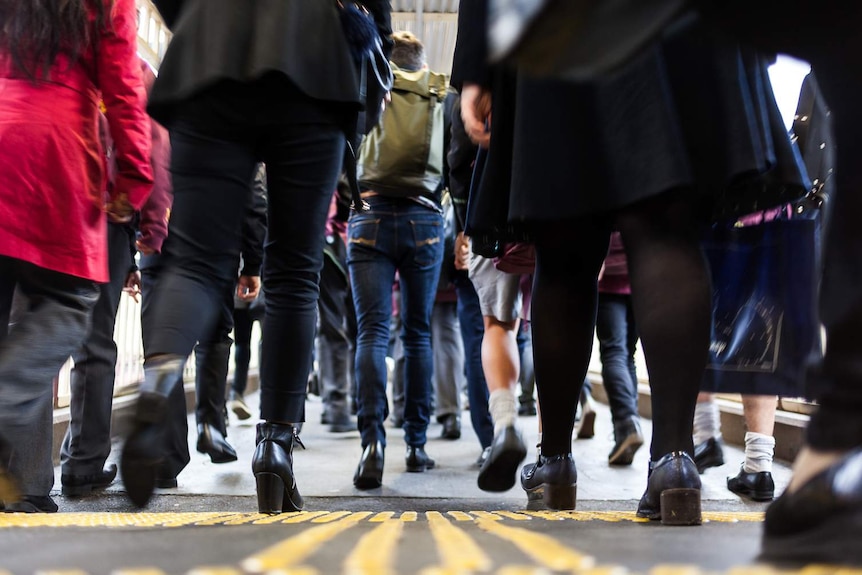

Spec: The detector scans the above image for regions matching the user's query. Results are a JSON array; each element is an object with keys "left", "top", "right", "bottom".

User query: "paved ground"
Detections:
[{"left": 0, "top": 391, "right": 796, "bottom": 575}]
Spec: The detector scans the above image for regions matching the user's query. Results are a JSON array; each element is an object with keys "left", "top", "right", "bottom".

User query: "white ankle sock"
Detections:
[
  {"left": 743, "top": 431, "right": 775, "bottom": 473},
  {"left": 693, "top": 400, "right": 722, "bottom": 445},
  {"left": 489, "top": 389, "right": 517, "bottom": 435}
]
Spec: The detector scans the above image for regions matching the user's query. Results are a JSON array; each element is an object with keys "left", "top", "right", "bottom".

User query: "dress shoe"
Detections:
[
  {"left": 406, "top": 445, "right": 435, "bottom": 472},
  {"left": 693, "top": 437, "right": 725, "bottom": 473},
  {"left": 252, "top": 422, "right": 305, "bottom": 514},
  {"left": 636, "top": 451, "right": 702, "bottom": 525},
  {"left": 518, "top": 401, "right": 537, "bottom": 417},
  {"left": 328, "top": 411, "right": 355, "bottom": 433},
  {"left": 477, "top": 425, "right": 527, "bottom": 492},
  {"left": 155, "top": 476, "right": 178, "bottom": 489},
  {"left": 2, "top": 495, "right": 58, "bottom": 513},
  {"left": 521, "top": 453, "right": 578, "bottom": 510},
  {"left": 440, "top": 414, "right": 461, "bottom": 440},
  {"left": 120, "top": 357, "right": 184, "bottom": 508},
  {"left": 608, "top": 416, "right": 644, "bottom": 466},
  {"left": 227, "top": 391, "right": 252, "bottom": 421},
  {"left": 727, "top": 465, "right": 775, "bottom": 501},
  {"left": 761, "top": 448, "right": 862, "bottom": 565},
  {"left": 197, "top": 423, "right": 238, "bottom": 464},
  {"left": 354, "top": 441, "right": 385, "bottom": 489},
  {"left": 61, "top": 464, "right": 118, "bottom": 497},
  {"left": 575, "top": 388, "right": 596, "bottom": 439}
]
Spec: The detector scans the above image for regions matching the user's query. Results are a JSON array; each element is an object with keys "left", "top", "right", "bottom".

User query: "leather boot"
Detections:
[
  {"left": 636, "top": 451, "right": 702, "bottom": 525},
  {"left": 354, "top": 441, "right": 385, "bottom": 489},
  {"left": 197, "top": 423, "right": 238, "bottom": 464},
  {"left": 252, "top": 422, "right": 305, "bottom": 514}
]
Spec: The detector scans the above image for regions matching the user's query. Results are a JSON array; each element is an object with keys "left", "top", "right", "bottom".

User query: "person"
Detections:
[
  {"left": 121, "top": 0, "right": 392, "bottom": 512},
  {"left": 61, "top": 58, "right": 170, "bottom": 498},
  {"left": 349, "top": 31, "right": 447, "bottom": 489},
  {"left": 453, "top": 1, "right": 807, "bottom": 523},
  {"left": 0, "top": 0, "right": 153, "bottom": 512}
]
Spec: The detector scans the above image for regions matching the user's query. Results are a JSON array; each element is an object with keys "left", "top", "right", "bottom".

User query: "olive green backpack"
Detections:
[{"left": 357, "top": 63, "right": 449, "bottom": 198}]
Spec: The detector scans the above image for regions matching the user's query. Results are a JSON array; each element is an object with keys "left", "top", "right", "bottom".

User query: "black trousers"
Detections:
[{"left": 145, "top": 75, "right": 349, "bottom": 424}]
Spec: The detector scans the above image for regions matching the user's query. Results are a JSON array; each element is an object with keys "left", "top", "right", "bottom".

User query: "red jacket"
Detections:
[{"left": 0, "top": 0, "right": 153, "bottom": 282}]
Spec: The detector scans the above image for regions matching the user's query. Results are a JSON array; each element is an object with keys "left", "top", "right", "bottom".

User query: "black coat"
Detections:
[{"left": 149, "top": 0, "right": 392, "bottom": 128}]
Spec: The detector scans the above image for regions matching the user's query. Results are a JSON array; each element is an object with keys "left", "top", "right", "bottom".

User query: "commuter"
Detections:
[
  {"left": 0, "top": 0, "right": 153, "bottom": 512},
  {"left": 350, "top": 31, "right": 447, "bottom": 489},
  {"left": 453, "top": 2, "right": 807, "bottom": 523},
  {"left": 61, "top": 59, "right": 169, "bottom": 498},
  {"left": 121, "top": 0, "right": 393, "bottom": 512}
]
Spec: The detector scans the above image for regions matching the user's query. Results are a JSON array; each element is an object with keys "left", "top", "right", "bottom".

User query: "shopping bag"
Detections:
[{"left": 700, "top": 208, "right": 822, "bottom": 398}]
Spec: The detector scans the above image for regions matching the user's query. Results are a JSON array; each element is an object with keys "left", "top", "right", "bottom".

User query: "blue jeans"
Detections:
[
  {"left": 454, "top": 274, "right": 494, "bottom": 449},
  {"left": 348, "top": 196, "right": 444, "bottom": 448},
  {"left": 595, "top": 293, "right": 640, "bottom": 425}
]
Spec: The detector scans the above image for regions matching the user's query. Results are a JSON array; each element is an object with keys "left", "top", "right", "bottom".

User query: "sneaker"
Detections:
[
  {"left": 608, "top": 416, "right": 644, "bottom": 466},
  {"left": 228, "top": 391, "right": 252, "bottom": 421}
]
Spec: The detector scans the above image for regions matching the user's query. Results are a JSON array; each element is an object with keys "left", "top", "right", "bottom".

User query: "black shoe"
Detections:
[
  {"left": 636, "top": 451, "right": 702, "bottom": 525},
  {"left": 575, "top": 389, "right": 596, "bottom": 439},
  {"left": 61, "top": 464, "right": 118, "bottom": 497},
  {"left": 518, "top": 401, "right": 537, "bottom": 417},
  {"left": 155, "top": 476, "right": 178, "bottom": 489},
  {"left": 761, "top": 448, "right": 862, "bottom": 566},
  {"left": 120, "top": 357, "right": 183, "bottom": 508},
  {"left": 440, "top": 414, "right": 461, "bottom": 440},
  {"left": 693, "top": 437, "right": 725, "bottom": 473},
  {"left": 521, "top": 453, "right": 578, "bottom": 510},
  {"left": 390, "top": 415, "right": 404, "bottom": 429},
  {"left": 354, "top": 441, "right": 385, "bottom": 489},
  {"left": 328, "top": 411, "right": 355, "bottom": 434},
  {"left": 406, "top": 446, "right": 435, "bottom": 472},
  {"left": 252, "top": 422, "right": 305, "bottom": 514},
  {"left": 477, "top": 425, "right": 527, "bottom": 492},
  {"left": 197, "top": 423, "right": 238, "bottom": 464},
  {"left": 608, "top": 417, "right": 644, "bottom": 466},
  {"left": 727, "top": 465, "right": 775, "bottom": 501},
  {"left": 3, "top": 495, "right": 58, "bottom": 513}
]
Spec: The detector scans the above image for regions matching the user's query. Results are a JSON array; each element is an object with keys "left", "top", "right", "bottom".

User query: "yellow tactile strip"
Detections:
[{"left": 0, "top": 510, "right": 766, "bottom": 528}]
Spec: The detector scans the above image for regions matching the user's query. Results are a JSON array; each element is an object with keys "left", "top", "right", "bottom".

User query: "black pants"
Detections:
[{"left": 145, "top": 75, "right": 348, "bottom": 424}]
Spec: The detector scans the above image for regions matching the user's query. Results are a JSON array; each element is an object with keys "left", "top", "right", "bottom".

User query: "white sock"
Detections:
[
  {"left": 489, "top": 389, "right": 517, "bottom": 435},
  {"left": 743, "top": 431, "right": 775, "bottom": 473},
  {"left": 693, "top": 400, "right": 722, "bottom": 445}
]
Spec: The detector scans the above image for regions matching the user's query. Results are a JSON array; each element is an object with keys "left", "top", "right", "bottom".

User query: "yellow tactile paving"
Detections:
[
  {"left": 649, "top": 565, "right": 704, "bottom": 575},
  {"left": 369, "top": 511, "right": 396, "bottom": 522},
  {"left": 446, "top": 511, "right": 473, "bottom": 522},
  {"left": 399, "top": 511, "right": 419, "bottom": 522},
  {"left": 111, "top": 570, "right": 168, "bottom": 575},
  {"left": 185, "top": 568, "right": 242, "bottom": 575},
  {"left": 342, "top": 519, "right": 404, "bottom": 575},
  {"left": 424, "top": 511, "right": 492, "bottom": 573},
  {"left": 33, "top": 571, "right": 89, "bottom": 575},
  {"left": 477, "top": 516, "right": 595, "bottom": 571},
  {"left": 239, "top": 512, "right": 371, "bottom": 573}
]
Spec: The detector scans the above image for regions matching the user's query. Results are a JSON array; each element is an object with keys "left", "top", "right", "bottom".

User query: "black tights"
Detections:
[{"left": 532, "top": 191, "right": 711, "bottom": 460}]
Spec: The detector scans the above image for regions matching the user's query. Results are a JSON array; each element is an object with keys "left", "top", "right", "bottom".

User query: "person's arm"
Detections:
[
  {"left": 152, "top": 0, "right": 185, "bottom": 30},
  {"left": 240, "top": 164, "right": 268, "bottom": 278},
  {"left": 447, "top": 97, "right": 478, "bottom": 232},
  {"left": 97, "top": 0, "right": 153, "bottom": 220},
  {"left": 450, "top": 0, "right": 491, "bottom": 91}
]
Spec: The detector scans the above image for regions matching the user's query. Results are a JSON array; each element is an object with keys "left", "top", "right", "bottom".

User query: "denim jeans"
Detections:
[
  {"left": 453, "top": 274, "right": 494, "bottom": 450},
  {"left": 349, "top": 196, "right": 444, "bottom": 448},
  {"left": 595, "top": 293, "right": 640, "bottom": 425}
]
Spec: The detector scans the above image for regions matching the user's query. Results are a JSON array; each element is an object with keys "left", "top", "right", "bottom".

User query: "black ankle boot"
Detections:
[
  {"left": 120, "top": 357, "right": 184, "bottom": 508},
  {"left": 197, "top": 423, "right": 238, "bottom": 464},
  {"left": 521, "top": 453, "right": 578, "bottom": 510},
  {"left": 636, "top": 451, "right": 702, "bottom": 525},
  {"left": 252, "top": 422, "right": 305, "bottom": 514},
  {"left": 354, "top": 441, "right": 385, "bottom": 489}
]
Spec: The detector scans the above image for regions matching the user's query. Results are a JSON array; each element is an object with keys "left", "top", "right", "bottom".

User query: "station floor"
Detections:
[{"left": 0, "top": 390, "right": 818, "bottom": 575}]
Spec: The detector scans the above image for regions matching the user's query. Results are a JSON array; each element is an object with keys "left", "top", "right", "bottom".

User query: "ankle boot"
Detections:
[
  {"left": 120, "top": 357, "right": 184, "bottom": 508},
  {"left": 197, "top": 423, "right": 238, "bottom": 464},
  {"left": 521, "top": 453, "right": 578, "bottom": 510},
  {"left": 252, "top": 422, "right": 305, "bottom": 514},
  {"left": 636, "top": 451, "right": 702, "bottom": 525}
]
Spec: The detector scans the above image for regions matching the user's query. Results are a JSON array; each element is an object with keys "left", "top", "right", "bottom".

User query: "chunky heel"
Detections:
[
  {"left": 544, "top": 483, "right": 577, "bottom": 510},
  {"left": 660, "top": 488, "right": 702, "bottom": 525},
  {"left": 256, "top": 472, "right": 285, "bottom": 515}
]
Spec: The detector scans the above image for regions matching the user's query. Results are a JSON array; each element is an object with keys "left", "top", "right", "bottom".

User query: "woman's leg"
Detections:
[{"left": 616, "top": 191, "right": 712, "bottom": 461}]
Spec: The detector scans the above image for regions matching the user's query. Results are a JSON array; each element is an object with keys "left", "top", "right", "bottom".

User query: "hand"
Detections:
[
  {"left": 460, "top": 83, "right": 492, "bottom": 149},
  {"left": 135, "top": 239, "right": 156, "bottom": 256},
  {"left": 106, "top": 193, "right": 135, "bottom": 224},
  {"left": 381, "top": 91, "right": 392, "bottom": 114},
  {"left": 454, "top": 232, "right": 471, "bottom": 271},
  {"left": 123, "top": 270, "right": 142, "bottom": 303},
  {"left": 236, "top": 275, "right": 261, "bottom": 302}
]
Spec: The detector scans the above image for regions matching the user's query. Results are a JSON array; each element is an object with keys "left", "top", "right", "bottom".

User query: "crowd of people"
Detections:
[{"left": 1, "top": 0, "right": 860, "bottom": 566}]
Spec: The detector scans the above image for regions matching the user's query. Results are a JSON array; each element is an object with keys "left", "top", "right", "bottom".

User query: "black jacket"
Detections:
[{"left": 149, "top": 0, "right": 392, "bottom": 127}]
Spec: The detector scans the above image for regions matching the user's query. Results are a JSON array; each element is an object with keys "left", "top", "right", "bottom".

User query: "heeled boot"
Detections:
[
  {"left": 120, "top": 356, "right": 185, "bottom": 508},
  {"left": 636, "top": 451, "right": 702, "bottom": 525},
  {"left": 252, "top": 422, "right": 305, "bottom": 514},
  {"left": 521, "top": 453, "right": 578, "bottom": 510},
  {"left": 197, "top": 423, "right": 238, "bottom": 464}
]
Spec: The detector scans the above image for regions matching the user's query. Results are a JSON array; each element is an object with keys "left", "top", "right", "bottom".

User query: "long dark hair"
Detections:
[{"left": 0, "top": 0, "right": 108, "bottom": 79}]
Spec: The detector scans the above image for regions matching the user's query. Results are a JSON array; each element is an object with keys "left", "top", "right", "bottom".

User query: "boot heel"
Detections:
[
  {"left": 544, "top": 483, "right": 577, "bottom": 510},
  {"left": 660, "top": 488, "right": 702, "bottom": 525},
  {"left": 256, "top": 472, "right": 285, "bottom": 515}
]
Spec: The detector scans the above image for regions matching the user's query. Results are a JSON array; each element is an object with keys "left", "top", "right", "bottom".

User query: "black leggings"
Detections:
[{"left": 531, "top": 191, "right": 711, "bottom": 460}]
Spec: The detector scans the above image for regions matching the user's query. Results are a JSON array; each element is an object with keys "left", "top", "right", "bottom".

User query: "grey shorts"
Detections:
[{"left": 468, "top": 253, "right": 524, "bottom": 323}]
